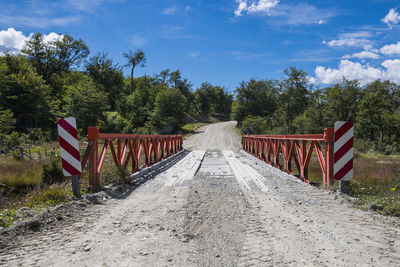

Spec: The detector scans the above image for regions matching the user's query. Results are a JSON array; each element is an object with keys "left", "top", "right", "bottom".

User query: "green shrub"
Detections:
[
  {"left": 42, "top": 156, "right": 66, "bottom": 185},
  {"left": 101, "top": 165, "right": 131, "bottom": 186},
  {"left": 6, "top": 132, "right": 20, "bottom": 148},
  {"left": 241, "top": 115, "right": 268, "bottom": 134},
  {"left": 29, "top": 187, "right": 70, "bottom": 207}
]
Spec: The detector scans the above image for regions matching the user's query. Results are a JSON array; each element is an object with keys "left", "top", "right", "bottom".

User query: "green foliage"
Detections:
[
  {"left": 0, "top": 186, "right": 71, "bottom": 228},
  {"left": 232, "top": 79, "right": 277, "bottom": 125},
  {"left": 42, "top": 156, "right": 66, "bottom": 185},
  {"left": 0, "top": 109, "right": 16, "bottom": 134},
  {"left": 64, "top": 76, "right": 109, "bottom": 132},
  {"left": 22, "top": 33, "right": 89, "bottom": 85},
  {"left": 275, "top": 67, "right": 311, "bottom": 133},
  {"left": 292, "top": 90, "right": 325, "bottom": 134},
  {"left": 352, "top": 175, "right": 400, "bottom": 217},
  {"left": 123, "top": 49, "right": 146, "bottom": 93},
  {"left": 99, "top": 111, "right": 132, "bottom": 133},
  {"left": 322, "top": 79, "right": 360, "bottom": 126},
  {"left": 0, "top": 209, "right": 18, "bottom": 228},
  {"left": 29, "top": 186, "right": 71, "bottom": 207},
  {"left": 241, "top": 115, "right": 269, "bottom": 134},
  {"left": 356, "top": 80, "right": 398, "bottom": 144},
  {"left": 194, "top": 82, "right": 232, "bottom": 115},
  {"left": 182, "top": 123, "right": 207, "bottom": 136},
  {"left": 153, "top": 88, "right": 186, "bottom": 132},
  {"left": 85, "top": 52, "right": 124, "bottom": 110},
  {"left": 0, "top": 55, "right": 52, "bottom": 131}
]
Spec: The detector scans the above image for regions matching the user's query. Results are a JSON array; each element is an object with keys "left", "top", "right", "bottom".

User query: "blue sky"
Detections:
[{"left": 1, "top": 0, "right": 400, "bottom": 92}]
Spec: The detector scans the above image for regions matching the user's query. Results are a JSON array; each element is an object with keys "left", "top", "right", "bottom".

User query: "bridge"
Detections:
[{"left": 1, "top": 121, "right": 400, "bottom": 266}]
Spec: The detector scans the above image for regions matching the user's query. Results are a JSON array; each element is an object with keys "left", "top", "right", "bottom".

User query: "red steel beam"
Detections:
[
  {"left": 84, "top": 127, "right": 183, "bottom": 189},
  {"left": 242, "top": 128, "right": 334, "bottom": 186}
]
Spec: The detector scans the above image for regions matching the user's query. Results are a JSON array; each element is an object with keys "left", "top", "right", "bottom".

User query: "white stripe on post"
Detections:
[
  {"left": 334, "top": 121, "right": 354, "bottom": 181},
  {"left": 57, "top": 117, "right": 81, "bottom": 176}
]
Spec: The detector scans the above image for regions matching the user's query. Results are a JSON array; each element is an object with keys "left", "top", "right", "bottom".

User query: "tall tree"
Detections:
[
  {"left": 280, "top": 67, "right": 310, "bottom": 133},
  {"left": 85, "top": 52, "right": 124, "bottom": 110},
  {"left": 123, "top": 49, "right": 146, "bottom": 93},
  {"left": 0, "top": 54, "right": 51, "bottom": 131},
  {"left": 22, "top": 33, "right": 89, "bottom": 87},
  {"left": 153, "top": 89, "right": 186, "bottom": 132},
  {"left": 232, "top": 79, "right": 278, "bottom": 126},
  {"left": 322, "top": 78, "right": 361, "bottom": 127}
]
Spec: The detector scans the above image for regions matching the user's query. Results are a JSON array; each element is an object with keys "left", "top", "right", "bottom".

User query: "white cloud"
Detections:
[
  {"left": 343, "top": 51, "right": 380, "bottom": 59},
  {"left": 381, "top": 8, "right": 400, "bottom": 28},
  {"left": 130, "top": 35, "right": 147, "bottom": 46},
  {"left": 307, "top": 76, "right": 317, "bottom": 85},
  {"left": 162, "top": 7, "right": 178, "bottom": 15},
  {"left": 314, "top": 59, "right": 400, "bottom": 86},
  {"left": 382, "top": 59, "right": 400, "bottom": 81},
  {"left": 235, "top": 1, "right": 335, "bottom": 25},
  {"left": 44, "top": 32, "right": 63, "bottom": 43},
  {"left": 162, "top": 6, "right": 191, "bottom": 15},
  {"left": 248, "top": 0, "right": 279, "bottom": 14},
  {"left": 0, "top": 15, "right": 80, "bottom": 28},
  {"left": 0, "top": 28, "right": 30, "bottom": 51},
  {"left": 66, "top": 0, "right": 112, "bottom": 11},
  {"left": 323, "top": 32, "right": 373, "bottom": 49},
  {"left": 380, "top": 42, "right": 400, "bottom": 55},
  {"left": 0, "top": 28, "right": 63, "bottom": 53},
  {"left": 234, "top": 0, "right": 279, "bottom": 16},
  {"left": 188, "top": 52, "right": 200, "bottom": 59}
]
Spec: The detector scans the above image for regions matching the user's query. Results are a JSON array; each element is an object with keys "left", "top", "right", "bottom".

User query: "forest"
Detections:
[
  {"left": 1, "top": 32, "right": 400, "bottom": 155},
  {"left": 0, "top": 33, "right": 232, "bottom": 153}
]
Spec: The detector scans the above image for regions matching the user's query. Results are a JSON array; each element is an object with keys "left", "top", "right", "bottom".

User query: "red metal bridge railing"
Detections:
[
  {"left": 242, "top": 128, "right": 334, "bottom": 186},
  {"left": 79, "top": 127, "right": 183, "bottom": 189}
]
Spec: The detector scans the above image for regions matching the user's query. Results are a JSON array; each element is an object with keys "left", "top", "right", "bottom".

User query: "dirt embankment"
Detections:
[{"left": 1, "top": 121, "right": 399, "bottom": 266}]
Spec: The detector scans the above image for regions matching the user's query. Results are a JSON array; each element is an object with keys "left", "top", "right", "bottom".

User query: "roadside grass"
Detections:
[
  {"left": 233, "top": 127, "right": 242, "bottom": 138},
  {"left": 0, "top": 157, "right": 43, "bottom": 188},
  {"left": 0, "top": 184, "right": 73, "bottom": 228},
  {"left": 182, "top": 123, "right": 207, "bottom": 138},
  {"left": 306, "top": 153, "right": 400, "bottom": 217}
]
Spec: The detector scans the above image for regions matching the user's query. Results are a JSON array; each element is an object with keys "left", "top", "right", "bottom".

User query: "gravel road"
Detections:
[{"left": 1, "top": 121, "right": 399, "bottom": 266}]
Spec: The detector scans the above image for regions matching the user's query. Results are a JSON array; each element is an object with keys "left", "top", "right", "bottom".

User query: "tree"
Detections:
[
  {"left": 64, "top": 76, "right": 109, "bottom": 132},
  {"left": 232, "top": 79, "right": 278, "bottom": 126},
  {"left": 85, "top": 52, "right": 124, "bottom": 110},
  {"left": 0, "top": 54, "right": 51, "bottom": 131},
  {"left": 322, "top": 78, "right": 361, "bottom": 127},
  {"left": 123, "top": 49, "right": 146, "bottom": 93},
  {"left": 279, "top": 67, "right": 310, "bottom": 133},
  {"left": 0, "top": 109, "right": 16, "bottom": 134},
  {"left": 356, "top": 80, "right": 393, "bottom": 143},
  {"left": 22, "top": 33, "right": 89, "bottom": 88},
  {"left": 293, "top": 90, "right": 325, "bottom": 134},
  {"left": 153, "top": 89, "right": 186, "bottom": 132},
  {"left": 241, "top": 115, "right": 268, "bottom": 134}
]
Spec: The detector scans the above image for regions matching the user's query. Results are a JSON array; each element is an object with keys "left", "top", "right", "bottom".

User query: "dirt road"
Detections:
[{"left": 1, "top": 121, "right": 400, "bottom": 266}]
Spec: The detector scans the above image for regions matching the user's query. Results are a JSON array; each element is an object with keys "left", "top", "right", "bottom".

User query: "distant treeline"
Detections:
[
  {"left": 1, "top": 32, "right": 399, "bottom": 155},
  {"left": 233, "top": 67, "right": 400, "bottom": 154},
  {"left": 0, "top": 33, "right": 232, "bottom": 151}
]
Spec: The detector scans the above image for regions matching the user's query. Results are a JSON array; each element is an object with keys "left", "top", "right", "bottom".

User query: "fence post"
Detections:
[
  {"left": 88, "top": 127, "right": 99, "bottom": 189},
  {"left": 20, "top": 148, "right": 24, "bottom": 160}
]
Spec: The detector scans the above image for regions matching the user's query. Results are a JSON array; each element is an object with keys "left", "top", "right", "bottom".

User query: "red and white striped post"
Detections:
[
  {"left": 334, "top": 121, "right": 354, "bottom": 193},
  {"left": 57, "top": 117, "right": 81, "bottom": 198}
]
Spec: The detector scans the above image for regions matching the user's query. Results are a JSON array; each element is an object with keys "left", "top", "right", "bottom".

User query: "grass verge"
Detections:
[
  {"left": 0, "top": 184, "right": 73, "bottom": 228},
  {"left": 181, "top": 122, "right": 207, "bottom": 138}
]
